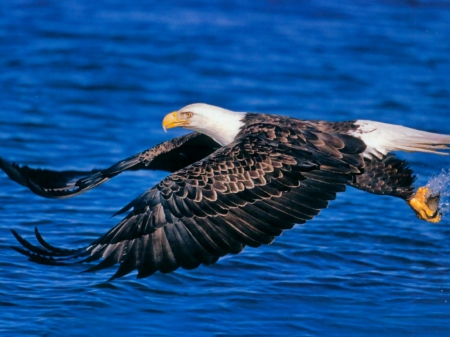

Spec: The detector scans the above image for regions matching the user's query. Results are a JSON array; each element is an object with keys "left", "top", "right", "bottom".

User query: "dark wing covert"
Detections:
[
  {"left": 0, "top": 132, "right": 219, "bottom": 199},
  {"left": 11, "top": 120, "right": 367, "bottom": 280}
]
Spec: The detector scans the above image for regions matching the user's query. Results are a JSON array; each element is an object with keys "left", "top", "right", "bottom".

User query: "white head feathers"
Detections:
[{"left": 167, "top": 103, "right": 246, "bottom": 146}]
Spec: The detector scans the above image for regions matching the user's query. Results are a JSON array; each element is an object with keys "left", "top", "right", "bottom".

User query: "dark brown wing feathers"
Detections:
[
  {"left": 7, "top": 116, "right": 372, "bottom": 280},
  {"left": 0, "top": 132, "right": 219, "bottom": 199}
]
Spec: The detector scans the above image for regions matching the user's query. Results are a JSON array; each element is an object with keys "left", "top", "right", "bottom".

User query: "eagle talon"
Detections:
[{"left": 408, "top": 187, "right": 442, "bottom": 223}]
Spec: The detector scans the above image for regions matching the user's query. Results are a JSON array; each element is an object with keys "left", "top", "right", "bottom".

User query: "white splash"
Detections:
[{"left": 426, "top": 168, "right": 450, "bottom": 215}]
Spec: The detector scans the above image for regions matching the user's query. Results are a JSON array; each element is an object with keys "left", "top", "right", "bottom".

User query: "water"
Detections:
[
  {"left": 428, "top": 168, "right": 450, "bottom": 214},
  {"left": 1, "top": 0, "right": 450, "bottom": 335}
]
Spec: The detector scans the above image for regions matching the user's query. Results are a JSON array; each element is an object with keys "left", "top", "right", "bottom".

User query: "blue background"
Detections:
[{"left": 0, "top": 0, "right": 449, "bottom": 335}]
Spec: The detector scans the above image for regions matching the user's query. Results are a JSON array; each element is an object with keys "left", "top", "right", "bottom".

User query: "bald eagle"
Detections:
[{"left": 1, "top": 103, "right": 449, "bottom": 280}]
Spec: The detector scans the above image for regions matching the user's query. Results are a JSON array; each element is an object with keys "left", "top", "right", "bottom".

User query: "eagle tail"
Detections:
[
  {"left": 353, "top": 121, "right": 450, "bottom": 158},
  {"left": 390, "top": 127, "right": 450, "bottom": 155}
]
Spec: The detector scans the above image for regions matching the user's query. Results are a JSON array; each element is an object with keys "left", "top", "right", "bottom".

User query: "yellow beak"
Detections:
[{"left": 162, "top": 111, "right": 189, "bottom": 132}]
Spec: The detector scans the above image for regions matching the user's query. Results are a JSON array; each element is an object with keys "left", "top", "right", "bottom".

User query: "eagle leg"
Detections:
[{"left": 407, "top": 187, "right": 441, "bottom": 223}]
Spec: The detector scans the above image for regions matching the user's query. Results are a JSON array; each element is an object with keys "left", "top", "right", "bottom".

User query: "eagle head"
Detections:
[{"left": 162, "top": 103, "right": 245, "bottom": 146}]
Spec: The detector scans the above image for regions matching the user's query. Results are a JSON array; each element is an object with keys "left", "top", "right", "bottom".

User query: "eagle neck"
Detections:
[{"left": 194, "top": 111, "right": 247, "bottom": 146}]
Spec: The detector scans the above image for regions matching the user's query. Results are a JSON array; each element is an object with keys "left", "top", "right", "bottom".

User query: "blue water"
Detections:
[{"left": 1, "top": 0, "right": 450, "bottom": 335}]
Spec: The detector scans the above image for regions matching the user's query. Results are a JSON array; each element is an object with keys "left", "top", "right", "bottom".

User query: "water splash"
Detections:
[{"left": 426, "top": 168, "right": 450, "bottom": 215}]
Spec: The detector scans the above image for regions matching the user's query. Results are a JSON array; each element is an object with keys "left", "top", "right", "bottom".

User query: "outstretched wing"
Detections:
[
  {"left": 12, "top": 121, "right": 366, "bottom": 280},
  {"left": 0, "top": 132, "right": 219, "bottom": 199}
]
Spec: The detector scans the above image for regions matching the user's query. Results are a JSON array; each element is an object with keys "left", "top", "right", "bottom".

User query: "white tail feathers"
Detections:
[{"left": 351, "top": 121, "right": 450, "bottom": 159}]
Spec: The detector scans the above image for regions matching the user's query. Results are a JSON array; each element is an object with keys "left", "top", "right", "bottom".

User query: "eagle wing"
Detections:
[
  {"left": 0, "top": 132, "right": 219, "bottom": 199},
  {"left": 11, "top": 121, "right": 366, "bottom": 280}
]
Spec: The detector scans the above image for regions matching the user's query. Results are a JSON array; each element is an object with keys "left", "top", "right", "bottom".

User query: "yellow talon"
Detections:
[{"left": 408, "top": 187, "right": 441, "bottom": 223}]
